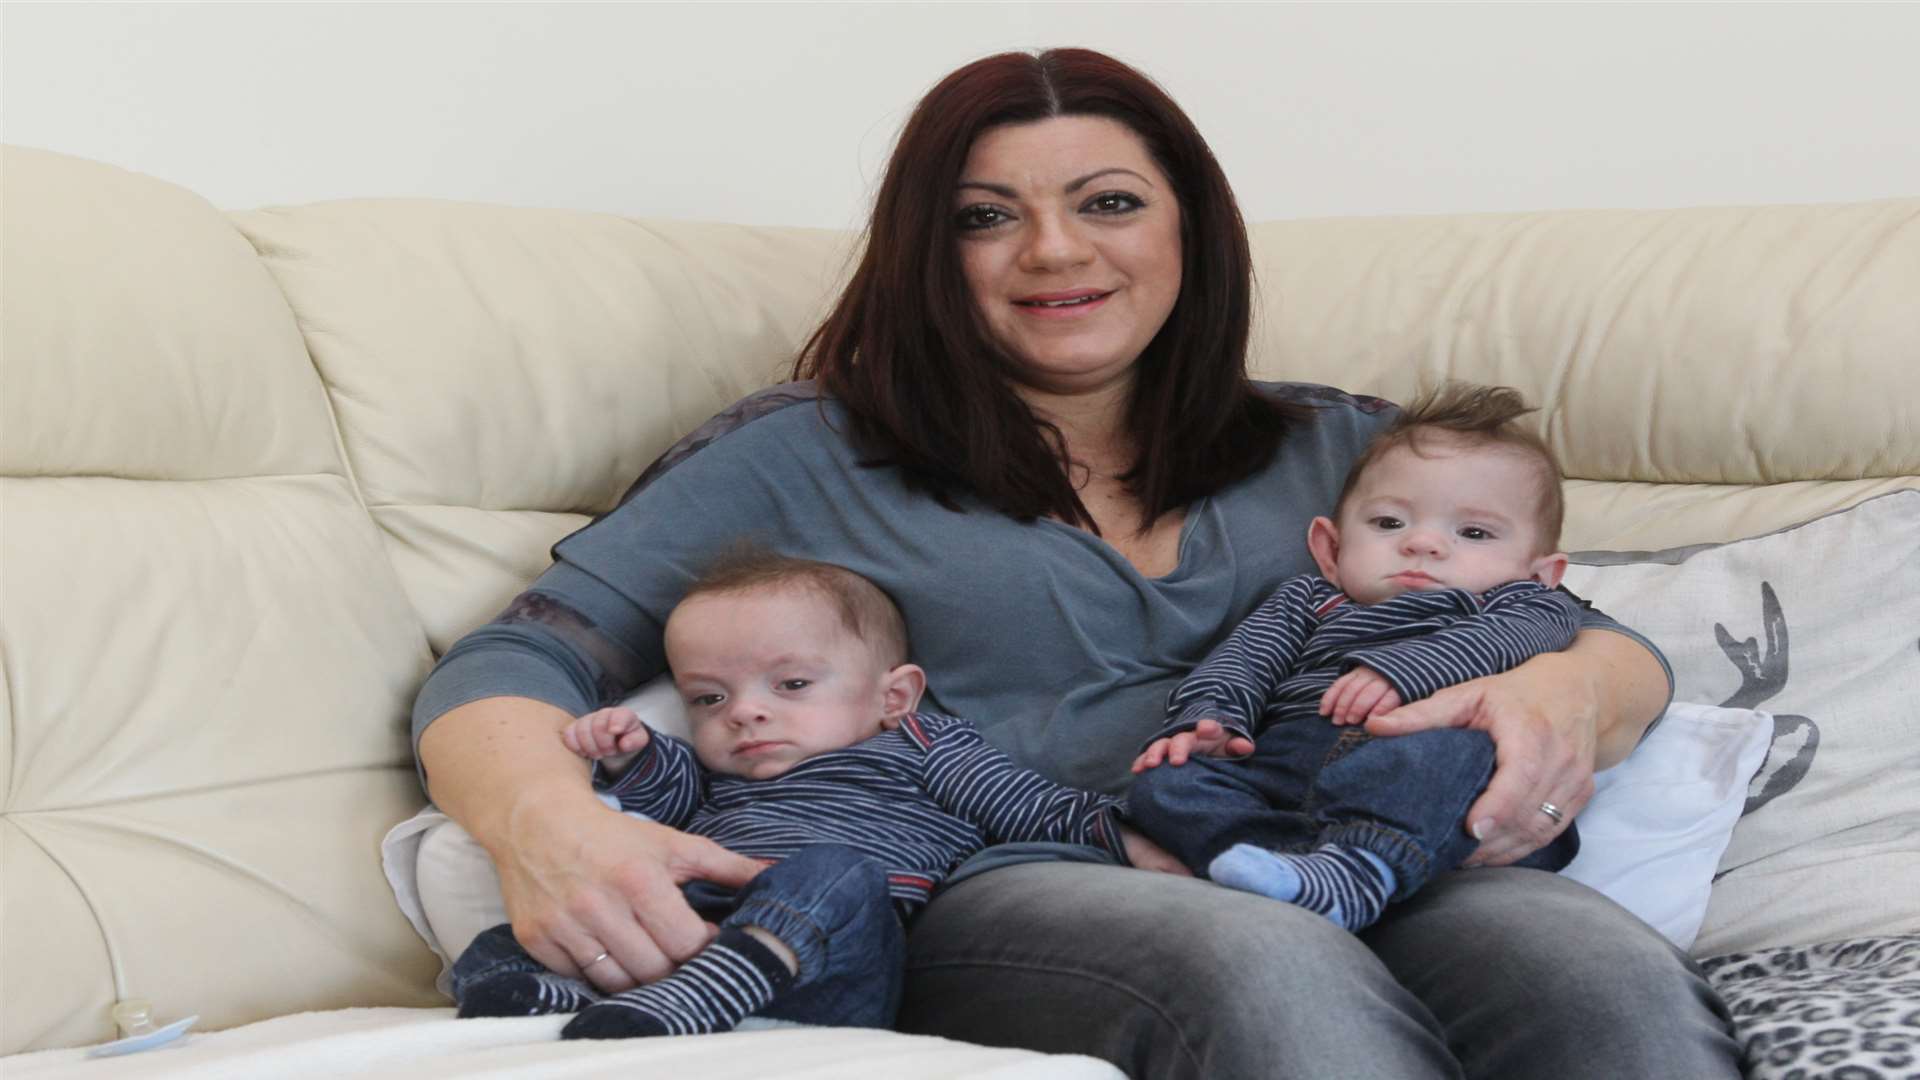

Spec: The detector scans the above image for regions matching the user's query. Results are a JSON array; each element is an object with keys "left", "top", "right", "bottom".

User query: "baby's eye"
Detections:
[
  {"left": 1369, "top": 516, "right": 1405, "bottom": 531},
  {"left": 778, "top": 678, "right": 812, "bottom": 692},
  {"left": 1082, "top": 191, "right": 1144, "bottom": 215},
  {"left": 689, "top": 693, "right": 725, "bottom": 708},
  {"left": 955, "top": 204, "right": 1011, "bottom": 231},
  {"left": 1458, "top": 526, "right": 1495, "bottom": 541}
]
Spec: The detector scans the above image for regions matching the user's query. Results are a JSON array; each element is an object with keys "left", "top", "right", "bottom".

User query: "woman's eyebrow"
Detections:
[{"left": 956, "top": 167, "right": 1156, "bottom": 199}]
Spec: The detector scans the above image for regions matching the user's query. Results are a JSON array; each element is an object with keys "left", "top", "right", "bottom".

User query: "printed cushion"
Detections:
[
  {"left": 1702, "top": 935, "right": 1920, "bottom": 1080},
  {"left": 1562, "top": 490, "right": 1920, "bottom": 957}
]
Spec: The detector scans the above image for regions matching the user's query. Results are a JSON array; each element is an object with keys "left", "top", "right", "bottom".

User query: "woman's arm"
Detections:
[
  {"left": 419, "top": 696, "right": 763, "bottom": 991},
  {"left": 1363, "top": 628, "right": 1670, "bottom": 868}
]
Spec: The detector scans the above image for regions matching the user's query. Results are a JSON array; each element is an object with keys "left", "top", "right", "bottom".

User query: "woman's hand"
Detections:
[
  {"left": 1118, "top": 824, "right": 1192, "bottom": 876},
  {"left": 1129, "top": 718, "right": 1255, "bottom": 773},
  {"left": 1364, "top": 651, "right": 1604, "bottom": 867},
  {"left": 419, "top": 696, "right": 767, "bottom": 992},
  {"left": 492, "top": 791, "right": 766, "bottom": 991}
]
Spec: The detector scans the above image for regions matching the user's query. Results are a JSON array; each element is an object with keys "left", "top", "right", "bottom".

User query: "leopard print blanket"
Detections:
[{"left": 1701, "top": 935, "right": 1920, "bottom": 1079}]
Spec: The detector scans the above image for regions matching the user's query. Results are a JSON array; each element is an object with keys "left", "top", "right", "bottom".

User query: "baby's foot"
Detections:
[
  {"left": 1208, "top": 843, "right": 1397, "bottom": 932},
  {"left": 562, "top": 927, "right": 794, "bottom": 1040},
  {"left": 457, "top": 971, "right": 602, "bottom": 1017}
]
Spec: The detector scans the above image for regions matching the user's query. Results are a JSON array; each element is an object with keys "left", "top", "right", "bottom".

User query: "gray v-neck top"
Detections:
[{"left": 412, "top": 381, "right": 1663, "bottom": 794}]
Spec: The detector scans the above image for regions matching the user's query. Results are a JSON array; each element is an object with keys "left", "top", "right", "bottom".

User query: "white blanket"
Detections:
[{"left": 5, "top": 1008, "right": 1123, "bottom": 1079}]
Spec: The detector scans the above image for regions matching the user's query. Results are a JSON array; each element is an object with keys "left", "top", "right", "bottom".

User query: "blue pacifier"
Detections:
[{"left": 85, "top": 999, "right": 198, "bottom": 1058}]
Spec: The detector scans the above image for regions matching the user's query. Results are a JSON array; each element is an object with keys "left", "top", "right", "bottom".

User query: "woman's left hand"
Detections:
[{"left": 1363, "top": 652, "right": 1598, "bottom": 867}]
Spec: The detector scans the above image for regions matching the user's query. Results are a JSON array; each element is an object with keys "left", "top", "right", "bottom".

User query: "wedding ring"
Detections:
[
  {"left": 1538, "top": 801, "right": 1566, "bottom": 824},
  {"left": 585, "top": 951, "right": 611, "bottom": 968}
]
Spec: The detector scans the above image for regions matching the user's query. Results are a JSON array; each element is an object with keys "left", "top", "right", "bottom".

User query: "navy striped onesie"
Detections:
[
  {"left": 1160, "top": 576, "right": 1584, "bottom": 744},
  {"left": 1128, "top": 575, "right": 1586, "bottom": 899},
  {"left": 597, "top": 711, "right": 1130, "bottom": 914}
]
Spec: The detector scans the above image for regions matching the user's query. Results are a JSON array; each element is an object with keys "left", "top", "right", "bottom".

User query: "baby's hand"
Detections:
[
  {"left": 1117, "top": 825, "right": 1191, "bottom": 877},
  {"left": 561, "top": 706, "right": 651, "bottom": 761},
  {"left": 1319, "top": 666, "right": 1402, "bottom": 725},
  {"left": 1129, "top": 718, "right": 1254, "bottom": 773}
]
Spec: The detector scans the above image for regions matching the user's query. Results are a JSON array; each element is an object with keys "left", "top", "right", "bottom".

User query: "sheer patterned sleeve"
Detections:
[{"left": 409, "top": 384, "right": 831, "bottom": 794}]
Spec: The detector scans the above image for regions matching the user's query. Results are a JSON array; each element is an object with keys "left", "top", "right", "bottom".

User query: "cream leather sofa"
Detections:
[{"left": 3, "top": 144, "right": 1914, "bottom": 1076}]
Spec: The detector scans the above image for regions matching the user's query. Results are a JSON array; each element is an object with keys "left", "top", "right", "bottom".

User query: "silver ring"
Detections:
[
  {"left": 1538, "top": 801, "right": 1565, "bottom": 824},
  {"left": 585, "top": 951, "right": 611, "bottom": 968}
]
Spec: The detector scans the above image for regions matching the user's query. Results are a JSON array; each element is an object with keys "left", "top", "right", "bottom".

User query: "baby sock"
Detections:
[
  {"left": 562, "top": 927, "right": 796, "bottom": 1040},
  {"left": 457, "top": 970, "right": 604, "bottom": 1018},
  {"left": 1207, "top": 842, "right": 1398, "bottom": 932}
]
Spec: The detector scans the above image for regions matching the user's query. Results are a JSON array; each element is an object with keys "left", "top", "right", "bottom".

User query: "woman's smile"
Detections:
[{"left": 956, "top": 115, "right": 1183, "bottom": 395}]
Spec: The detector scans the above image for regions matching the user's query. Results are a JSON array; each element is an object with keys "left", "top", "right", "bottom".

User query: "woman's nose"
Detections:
[{"left": 1017, "top": 211, "right": 1093, "bottom": 273}]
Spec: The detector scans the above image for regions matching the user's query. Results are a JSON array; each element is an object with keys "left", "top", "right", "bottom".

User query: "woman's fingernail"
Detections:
[{"left": 1471, "top": 819, "right": 1495, "bottom": 840}]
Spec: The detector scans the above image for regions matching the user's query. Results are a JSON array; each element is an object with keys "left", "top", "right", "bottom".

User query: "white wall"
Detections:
[{"left": 4, "top": 2, "right": 1916, "bottom": 227}]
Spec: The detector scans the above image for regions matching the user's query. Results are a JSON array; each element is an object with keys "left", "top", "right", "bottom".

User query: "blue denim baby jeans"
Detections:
[
  {"left": 1127, "top": 720, "right": 1577, "bottom": 899},
  {"left": 450, "top": 842, "right": 905, "bottom": 1027}
]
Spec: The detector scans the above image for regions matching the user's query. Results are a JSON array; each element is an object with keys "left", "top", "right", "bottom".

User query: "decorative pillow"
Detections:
[
  {"left": 1562, "top": 489, "right": 1920, "bottom": 958},
  {"left": 1701, "top": 934, "right": 1920, "bottom": 1080},
  {"left": 1562, "top": 702, "right": 1772, "bottom": 950}
]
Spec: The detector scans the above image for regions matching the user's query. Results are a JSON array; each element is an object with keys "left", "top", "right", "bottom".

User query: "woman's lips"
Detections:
[{"left": 1012, "top": 290, "right": 1113, "bottom": 317}]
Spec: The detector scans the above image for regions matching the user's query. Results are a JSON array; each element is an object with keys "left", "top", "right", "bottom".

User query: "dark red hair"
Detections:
[{"left": 793, "top": 48, "right": 1308, "bottom": 533}]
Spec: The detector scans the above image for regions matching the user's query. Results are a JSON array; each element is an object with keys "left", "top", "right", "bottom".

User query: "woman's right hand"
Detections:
[{"left": 493, "top": 790, "right": 766, "bottom": 991}]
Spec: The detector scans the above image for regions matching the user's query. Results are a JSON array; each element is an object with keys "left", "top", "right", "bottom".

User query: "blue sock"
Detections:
[
  {"left": 1207, "top": 843, "right": 1398, "bottom": 932},
  {"left": 562, "top": 927, "right": 794, "bottom": 1040}
]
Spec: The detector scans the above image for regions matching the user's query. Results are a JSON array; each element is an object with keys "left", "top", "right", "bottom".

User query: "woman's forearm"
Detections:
[
  {"left": 417, "top": 695, "right": 601, "bottom": 852},
  {"left": 1565, "top": 629, "right": 1671, "bottom": 769}
]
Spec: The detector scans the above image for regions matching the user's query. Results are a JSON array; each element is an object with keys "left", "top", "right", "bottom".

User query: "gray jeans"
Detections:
[{"left": 898, "top": 862, "right": 1740, "bottom": 1080}]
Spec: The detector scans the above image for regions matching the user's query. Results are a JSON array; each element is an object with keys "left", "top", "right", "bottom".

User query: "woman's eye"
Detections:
[
  {"left": 778, "top": 679, "right": 812, "bottom": 692},
  {"left": 1083, "top": 191, "right": 1144, "bottom": 215},
  {"left": 1369, "top": 516, "right": 1404, "bottom": 531},
  {"left": 1459, "top": 527, "right": 1494, "bottom": 541},
  {"left": 955, "top": 205, "right": 1010, "bottom": 231}
]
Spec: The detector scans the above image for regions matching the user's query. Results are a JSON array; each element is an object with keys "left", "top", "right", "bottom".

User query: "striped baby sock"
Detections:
[
  {"left": 457, "top": 970, "right": 603, "bottom": 1017},
  {"left": 1208, "top": 842, "right": 1398, "bottom": 932},
  {"left": 561, "top": 927, "right": 795, "bottom": 1040}
]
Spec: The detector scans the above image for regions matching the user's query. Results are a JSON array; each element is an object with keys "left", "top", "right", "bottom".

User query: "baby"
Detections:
[
  {"left": 1127, "top": 382, "right": 1583, "bottom": 932},
  {"left": 451, "top": 549, "right": 1173, "bottom": 1039}
]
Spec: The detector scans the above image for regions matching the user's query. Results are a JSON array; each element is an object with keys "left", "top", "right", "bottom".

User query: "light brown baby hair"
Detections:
[
  {"left": 1335, "top": 383, "right": 1565, "bottom": 553},
  {"left": 680, "top": 546, "right": 911, "bottom": 667}
]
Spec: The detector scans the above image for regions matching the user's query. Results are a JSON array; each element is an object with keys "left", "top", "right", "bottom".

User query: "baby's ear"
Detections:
[
  {"left": 882, "top": 663, "right": 927, "bottom": 722},
  {"left": 1530, "top": 551, "right": 1569, "bottom": 589},
  {"left": 1307, "top": 516, "right": 1343, "bottom": 584}
]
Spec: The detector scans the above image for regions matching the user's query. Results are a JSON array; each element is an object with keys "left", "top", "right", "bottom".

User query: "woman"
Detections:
[{"left": 414, "top": 48, "right": 1737, "bottom": 1078}]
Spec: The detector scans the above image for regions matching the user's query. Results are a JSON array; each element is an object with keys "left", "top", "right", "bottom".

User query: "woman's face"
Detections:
[{"left": 954, "top": 115, "right": 1183, "bottom": 397}]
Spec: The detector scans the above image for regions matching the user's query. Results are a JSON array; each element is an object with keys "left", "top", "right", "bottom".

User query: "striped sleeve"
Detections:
[
  {"left": 593, "top": 724, "right": 704, "bottom": 828},
  {"left": 1344, "top": 583, "right": 1584, "bottom": 703},
  {"left": 914, "top": 716, "right": 1129, "bottom": 862},
  {"left": 1158, "top": 575, "right": 1329, "bottom": 744}
]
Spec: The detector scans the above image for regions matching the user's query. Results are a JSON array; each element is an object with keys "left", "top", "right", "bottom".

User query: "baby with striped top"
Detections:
[
  {"left": 1126, "top": 383, "right": 1585, "bottom": 932},
  {"left": 450, "top": 549, "right": 1179, "bottom": 1040}
]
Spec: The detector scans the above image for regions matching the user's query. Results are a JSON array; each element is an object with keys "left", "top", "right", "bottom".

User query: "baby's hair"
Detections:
[
  {"left": 1336, "top": 383, "right": 1565, "bottom": 552},
  {"left": 681, "top": 546, "right": 911, "bottom": 666}
]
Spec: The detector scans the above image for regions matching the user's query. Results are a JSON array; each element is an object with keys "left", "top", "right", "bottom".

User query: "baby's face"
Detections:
[
  {"left": 665, "top": 585, "right": 895, "bottom": 780},
  {"left": 1325, "top": 441, "right": 1557, "bottom": 605}
]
